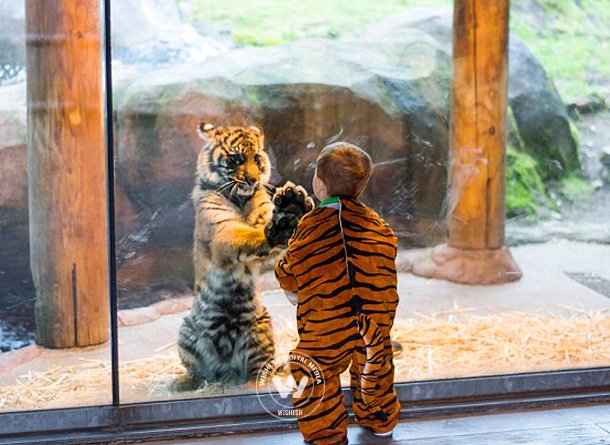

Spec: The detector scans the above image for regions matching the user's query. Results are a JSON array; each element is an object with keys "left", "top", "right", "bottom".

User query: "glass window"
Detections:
[
  {"left": 0, "top": 1, "right": 111, "bottom": 412},
  {"left": 1, "top": 0, "right": 607, "bottom": 424},
  {"left": 111, "top": 0, "right": 610, "bottom": 411}
]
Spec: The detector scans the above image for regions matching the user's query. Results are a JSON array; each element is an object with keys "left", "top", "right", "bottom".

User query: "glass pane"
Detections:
[
  {"left": 113, "top": 0, "right": 610, "bottom": 411},
  {"left": 0, "top": 0, "right": 111, "bottom": 412}
]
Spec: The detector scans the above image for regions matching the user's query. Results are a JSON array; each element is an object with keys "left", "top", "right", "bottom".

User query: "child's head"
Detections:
[{"left": 313, "top": 142, "right": 373, "bottom": 202}]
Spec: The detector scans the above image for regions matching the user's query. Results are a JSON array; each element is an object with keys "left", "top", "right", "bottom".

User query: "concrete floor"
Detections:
[
  {"left": 1, "top": 240, "right": 609, "bottom": 410},
  {"left": 147, "top": 404, "right": 610, "bottom": 445}
]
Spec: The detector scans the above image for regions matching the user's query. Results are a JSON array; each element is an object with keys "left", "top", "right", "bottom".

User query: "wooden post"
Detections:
[
  {"left": 408, "top": 0, "right": 521, "bottom": 284},
  {"left": 26, "top": 1, "right": 110, "bottom": 347}
]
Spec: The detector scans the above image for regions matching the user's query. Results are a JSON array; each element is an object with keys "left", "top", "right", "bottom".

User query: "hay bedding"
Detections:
[{"left": 2, "top": 308, "right": 610, "bottom": 411}]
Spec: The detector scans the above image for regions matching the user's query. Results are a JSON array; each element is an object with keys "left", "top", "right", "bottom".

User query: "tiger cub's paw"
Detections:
[
  {"left": 265, "top": 181, "right": 314, "bottom": 247},
  {"left": 170, "top": 374, "right": 200, "bottom": 392},
  {"left": 238, "top": 243, "right": 271, "bottom": 261},
  {"left": 272, "top": 181, "right": 315, "bottom": 218}
]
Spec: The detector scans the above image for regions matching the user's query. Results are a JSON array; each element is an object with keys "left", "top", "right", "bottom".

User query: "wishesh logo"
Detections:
[{"left": 256, "top": 352, "right": 325, "bottom": 420}]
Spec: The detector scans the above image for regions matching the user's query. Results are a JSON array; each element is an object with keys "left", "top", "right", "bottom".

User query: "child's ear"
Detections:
[{"left": 197, "top": 122, "right": 215, "bottom": 140}]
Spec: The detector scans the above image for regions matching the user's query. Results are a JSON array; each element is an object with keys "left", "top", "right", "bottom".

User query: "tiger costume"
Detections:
[
  {"left": 174, "top": 123, "right": 314, "bottom": 390},
  {"left": 275, "top": 197, "right": 401, "bottom": 445}
]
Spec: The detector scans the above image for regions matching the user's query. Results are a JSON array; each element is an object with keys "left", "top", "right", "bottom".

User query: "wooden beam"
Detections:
[
  {"left": 26, "top": 0, "right": 110, "bottom": 347},
  {"left": 449, "top": 0, "right": 510, "bottom": 249},
  {"left": 407, "top": 0, "right": 521, "bottom": 284}
]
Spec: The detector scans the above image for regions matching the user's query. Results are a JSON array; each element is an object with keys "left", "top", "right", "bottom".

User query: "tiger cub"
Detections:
[{"left": 173, "top": 123, "right": 313, "bottom": 390}]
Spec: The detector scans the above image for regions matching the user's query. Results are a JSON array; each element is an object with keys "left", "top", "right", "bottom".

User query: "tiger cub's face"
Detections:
[{"left": 196, "top": 123, "right": 271, "bottom": 197}]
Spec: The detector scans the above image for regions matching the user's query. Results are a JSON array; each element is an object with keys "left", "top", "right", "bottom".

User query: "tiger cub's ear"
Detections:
[
  {"left": 248, "top": 125, "right": 262, "bottom": 135},
  {"left": 197, "top": 122, "right": 215, "bottom": 139}
]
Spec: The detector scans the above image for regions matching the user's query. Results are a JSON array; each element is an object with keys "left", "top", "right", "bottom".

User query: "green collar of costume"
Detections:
[{"left": 319, "top": 196, "right": 340, "bottom": 207}]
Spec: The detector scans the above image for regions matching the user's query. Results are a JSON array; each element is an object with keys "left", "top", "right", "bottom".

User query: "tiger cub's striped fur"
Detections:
[{"left": 174, "top": 123, "right": 312, "bottom": 390}]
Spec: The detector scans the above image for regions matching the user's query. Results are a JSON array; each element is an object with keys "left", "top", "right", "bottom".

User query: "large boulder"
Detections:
[
  {"left": 508, "top": 38, "right": 580, "bottom": 180},
  {"left": 113, "top": 33, "right": 452, "bottom": 293}
]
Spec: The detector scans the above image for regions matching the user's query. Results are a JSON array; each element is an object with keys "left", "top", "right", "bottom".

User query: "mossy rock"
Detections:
[
  {"left": 508, "top": 37, "right": 581, "bottom": 181},
  {"left": 558, "top": 173, "right": 593, "bottom": 201},
  {"left": 506, "top": 145, "right": 548, "bottom": 218}
]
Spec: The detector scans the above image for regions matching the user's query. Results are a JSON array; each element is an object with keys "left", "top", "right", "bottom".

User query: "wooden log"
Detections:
[
  {"left": 448, "top": 0, "right": 510, "bottom": 250},
  {"left": 26, "top": 0, "right": 110, "bottom": 347},
  {"left": 409, "top": 0, "right": 521, "bottom": 284}
]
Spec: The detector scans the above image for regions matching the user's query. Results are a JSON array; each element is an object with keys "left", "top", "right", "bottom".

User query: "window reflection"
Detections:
[{"left": 109, "top": 0, "right": 610, "bottom": 405}]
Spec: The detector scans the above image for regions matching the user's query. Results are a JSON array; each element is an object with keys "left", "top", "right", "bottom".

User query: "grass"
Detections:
[
  {"left": 186, "top": 0, "right": 609, "bottom": 102},
  {"left": 511, "top": 0, "right": 610, "bottom": 102},
  {"left": 187, "top": 0, "right": 449, "bottom": 46}
]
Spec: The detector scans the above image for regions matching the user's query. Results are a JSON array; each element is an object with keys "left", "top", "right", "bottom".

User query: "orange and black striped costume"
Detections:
[{"left": 275, "top": 196, "right": 401, "bottom": 445}]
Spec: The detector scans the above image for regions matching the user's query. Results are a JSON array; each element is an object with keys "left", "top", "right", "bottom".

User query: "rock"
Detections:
[
  {"left": 600, "top": 147, "right": 610, "bottom": 168},
  {"left": 368, "top": 8, "right": 581, "bottom": 181},
  {"left": 0, "top": 0, "right": 25, "bottom": 86},
  {"left": 0, "top": 82, "right": 27, "bottom": 216},
  {"left": 508, "top": 36, "right": 581, "bottom": 180},
  {"left": 113, "top": 34, "right": 452, "bottom": 292},
  {"left": 568, "top": 95, "right": 608, "bottom": 119},
  {"left": 601, "top": 147, "right": 610, "bottom": 184}
]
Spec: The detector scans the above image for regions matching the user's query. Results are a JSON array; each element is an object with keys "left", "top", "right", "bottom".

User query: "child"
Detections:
[{"left": 275, "top": 142, "right": 401, "bottom": 445}]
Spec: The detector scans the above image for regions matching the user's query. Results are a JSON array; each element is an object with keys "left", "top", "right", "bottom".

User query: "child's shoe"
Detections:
[
  {"left": 365, "top": 427, "right": 393, "bottom": 438},
  {"left": 372, "top": 430, "right": 393, "bottom": 438}
]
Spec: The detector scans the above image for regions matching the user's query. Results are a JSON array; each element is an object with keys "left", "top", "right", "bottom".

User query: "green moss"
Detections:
[
  {"left": 506, "top": 145, "right": 548, "bottom": 218},
  {"left": 559, "top": 173, "right": 593, "bottom": 201},
  {"left": 568, "top": 118, "right": 581, "bottom": 149},
  {"left": 507, "top": 106, "right": 525, "bottom": 151}
]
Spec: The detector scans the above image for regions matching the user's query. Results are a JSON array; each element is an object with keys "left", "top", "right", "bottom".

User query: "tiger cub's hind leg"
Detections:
[
  {"left": 249, "top": 305, "right": 276, "bottom": 380},
  {"left": 173, "top": 314, "right": 205, "bottom": 391},
  {"left": 229, "top": 305, "right": 275, "bottom": 383},
  {"left": 174, "top": 309, "right": 228, "bottom": 391}
]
